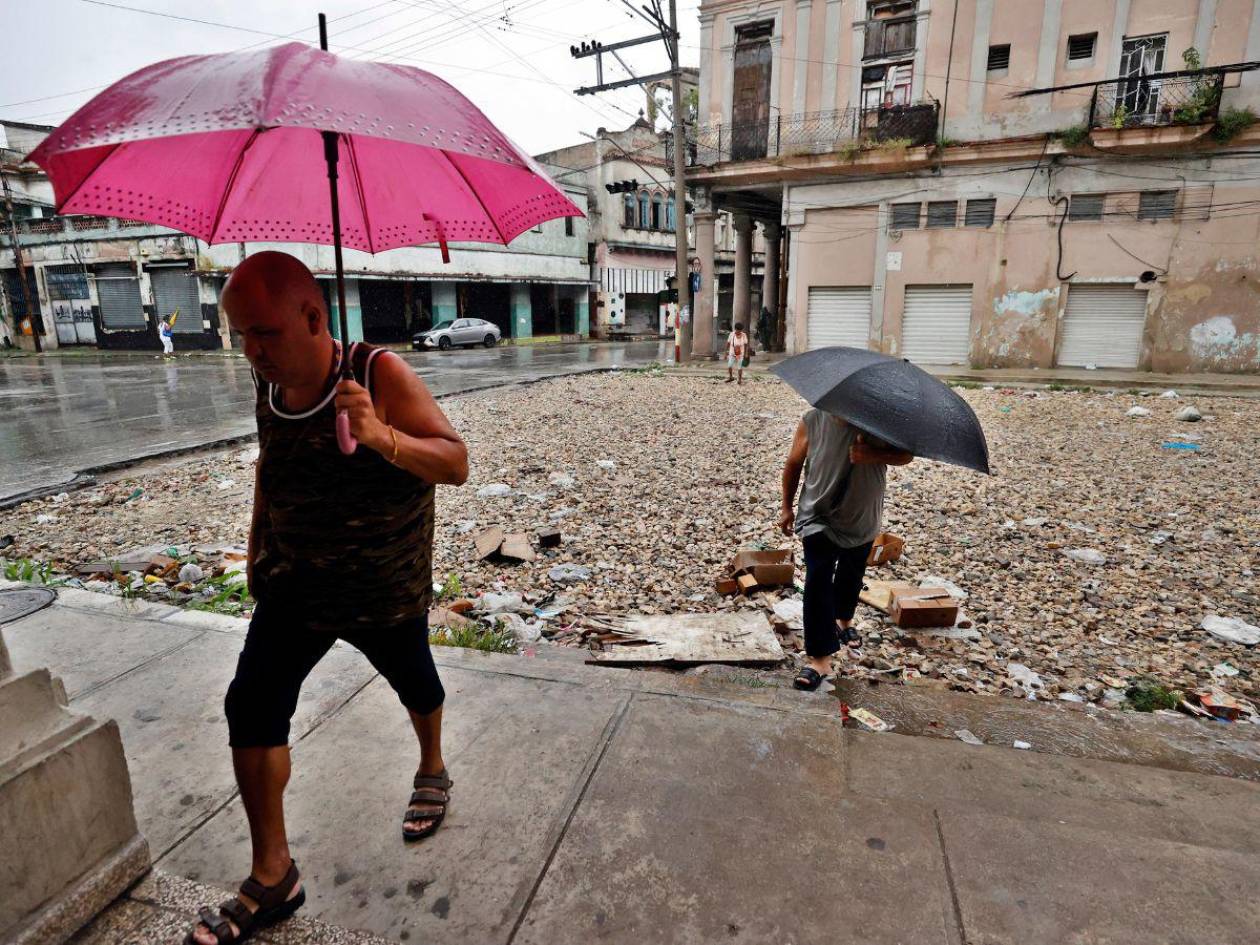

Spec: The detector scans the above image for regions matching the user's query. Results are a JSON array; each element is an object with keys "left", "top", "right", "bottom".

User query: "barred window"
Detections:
[
  {"left": 926, "top": 200, "right": 958, "bottom": 228},
  {"left": 964, "top": 198, "right": 997, "bottom": 227},
  {"left": 987, "top": 45, "right": 1010, "bottom": 72},
  {"left": 1137, "top": 190, "right": 1177, "bottom": 221},
  {"left": 890, "top": 202, "right": 921, "bottom": 229},
  {"left": 1068, "top": 194, "right": 1105, "bottom": 222}
]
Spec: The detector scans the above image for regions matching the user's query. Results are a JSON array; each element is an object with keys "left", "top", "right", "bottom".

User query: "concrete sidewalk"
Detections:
[
  {"left": 5, "top": 583, "right": 1259, "bottom": 945},
  {"left": 673, "top": 355, "right": 1260, "bottom": 397}
]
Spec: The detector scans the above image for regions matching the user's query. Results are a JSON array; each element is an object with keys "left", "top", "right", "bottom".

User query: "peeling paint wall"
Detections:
[{"left": 787, "top": 154, "right": 1260, "bottom": 373}]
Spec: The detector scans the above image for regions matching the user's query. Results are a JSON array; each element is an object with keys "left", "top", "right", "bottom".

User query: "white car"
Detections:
[{"left": 413, "top": 318, "right": 501, "bottom": 350}]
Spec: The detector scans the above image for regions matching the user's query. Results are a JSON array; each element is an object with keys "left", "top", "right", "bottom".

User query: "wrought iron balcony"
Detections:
[
  {"left": 1089, "top": 71, "right": 1225, "bottom": 129},
  {"left": 666, "top": 102, "right": 939, "bottom": 168}
]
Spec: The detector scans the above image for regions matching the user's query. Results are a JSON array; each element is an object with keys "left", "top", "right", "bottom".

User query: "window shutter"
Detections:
[
  {"left": 890, "top": 202, "right": 921, "bottom": 229},
  {"left": 926, "top": 201, "right": 959, "bottom": 228}
]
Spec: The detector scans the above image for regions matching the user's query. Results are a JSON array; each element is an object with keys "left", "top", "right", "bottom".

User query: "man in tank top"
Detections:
[
  {"left": 187, "top": 252, "right": 468, "bottom": 945},
  {"left": 780, "top": 409, "right": 912, "bottom": 692}
]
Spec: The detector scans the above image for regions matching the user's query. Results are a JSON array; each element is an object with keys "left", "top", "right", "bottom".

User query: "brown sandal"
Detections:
[
  {"left": 403, "top": 769, "right": 452, "bottom": 842},
  {"left": 183, "top": 860, "right": 305, "bottom": 944}
]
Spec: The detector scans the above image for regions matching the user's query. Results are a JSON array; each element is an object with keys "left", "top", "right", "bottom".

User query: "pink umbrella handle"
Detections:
[{"left": 336, "top": 409, "right": 357, "bottom": 454}]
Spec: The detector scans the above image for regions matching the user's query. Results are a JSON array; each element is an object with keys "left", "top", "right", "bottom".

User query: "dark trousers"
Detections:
[
  {"left": 225, "top": 600, "right": 445, "bottom": 748},
  {"left": 802, "top": 532, "right": 873, "bottom": 658}
]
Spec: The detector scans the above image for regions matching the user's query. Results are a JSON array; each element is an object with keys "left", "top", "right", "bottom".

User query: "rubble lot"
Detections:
[{"left": 2, "top": 371, "right": 1258, "bottom": 710}]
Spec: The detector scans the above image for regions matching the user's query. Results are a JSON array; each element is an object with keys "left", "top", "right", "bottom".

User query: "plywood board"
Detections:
[{"left": 588, "top": 612, "right": 786, "bottom": 666}]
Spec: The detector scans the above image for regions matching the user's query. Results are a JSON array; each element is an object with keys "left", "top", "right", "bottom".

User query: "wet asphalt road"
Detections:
[{"left": 0, "top": 340, "right": 671, "bottom": 503}]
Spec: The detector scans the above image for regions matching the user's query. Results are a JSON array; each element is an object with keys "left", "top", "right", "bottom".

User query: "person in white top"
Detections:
[{"left": 725, "top": 322, "right": 749, "bottom": 385}]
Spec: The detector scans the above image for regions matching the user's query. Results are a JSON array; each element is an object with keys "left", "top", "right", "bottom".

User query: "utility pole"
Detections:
[
  {"left": 572, "top": 0, "right": 692, "bottom": 361},
  {"left": 0, "top": 168, "right": 40, "bottom": 352}
]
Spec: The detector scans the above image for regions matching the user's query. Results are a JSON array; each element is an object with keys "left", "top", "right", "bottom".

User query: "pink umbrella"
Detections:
[{"left": 29, "top": 17, "right": 582, "bottom": 452}]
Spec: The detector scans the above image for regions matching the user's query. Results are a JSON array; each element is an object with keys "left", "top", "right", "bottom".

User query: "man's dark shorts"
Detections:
[{"left": 225, "top": 599, "right": 444, "bottom": 748}]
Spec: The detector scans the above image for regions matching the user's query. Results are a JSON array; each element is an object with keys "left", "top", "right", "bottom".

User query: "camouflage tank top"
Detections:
[{"left": 251, "top": 342, "right": 435, "bottom": 632}]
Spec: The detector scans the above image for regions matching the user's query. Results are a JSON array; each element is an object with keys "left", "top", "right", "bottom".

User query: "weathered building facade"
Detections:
[
  {"left": 538, "top": 112, "right": 766, "bottom": 338},
  {"left": 1, "top": 121, "right": 591, "bottom": 351},
  {"left": 689, "top": 0, "right": 1260, "bottom": 372}
]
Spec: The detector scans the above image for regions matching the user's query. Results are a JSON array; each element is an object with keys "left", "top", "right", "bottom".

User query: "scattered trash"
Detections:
[
  {"left": 35, "top": 514, "right": 59, "bottom": 525},
  {"left": 1062, "top": 548, "right": 1107, "bottom": 566},
  {"left": 0, "top": 536, "right": 13, "bottom": 551},
  {"left": 1007, "top": 662, "right": 1045, "bottom": 691},
  {"left": 1160, "top": 390, "right": 1179, "bottom": 399},
  {"left": 473, "top": 527, "right": 535, "bottom": 563},
  {"left": 548, "top": 472, "right": 577, "bottom": 490},
  {"left": 452, "top": 520, "right": 478, "bottom": 534},
  {"left": 594, "top": 459, "right": 616, "bottom": 470},
  {"left": 866, "top": 532, "right": 904, "bottom": 566},
  {"left": 177, "top": 563, "right": 204, "bottom": 584},
  {"left": 587, "top": 612, "right": 785, "bottom": 666},
  {"left": 498, "top": 534, "right": 535, "bottom": 563},
  {"left": 1161, "top": 441, "right": 1200, "bottom": 451},
  {"left": 216, "top": 478, "right": 236, "bottom": 491},
  {"left": 1190, "top": 688, "right": 1257, "bottom": 723},
  {"left": 123, "top": 488, "right": 144, "bottom": 503},
  {"left": 770, "top": 598, "right": 805, "bottom": 632},
  {"left": 475, "top": 483, "right": 513, "bottom": 498},
  {"left": 849, "top": 707, "right": 893, "bottom": 732},
  {"left": 890, "top": 587, "right": 959, "bottom": 628},
  {"left": 724, "top": 548, "right": 795, "bottom": 594},
  {"left": 549, "top": 563, "right": 592, "bottom": 583},
  {"left": 52, "top": 492, "right": 69, "bottom": 503},
  {"left": 1174, "top": 405, "right": 1202, "bottom": 422},
  {"left": 1211, "top": 662, "right": 1239, "bottom": 678},
  {"left": 916, "top": 576, "right": 968, "bottom": 600},
  {"left": 1126, "top": 406, "right": 1150, "bottom": 417},
  {"left": 954, "top": 729, "right": 984, "bottom": 746},
  {"left": 476, "top": 591, "right": 527, "bottom": 614},
  {"left": 1201, "top": 615, "right": 1260, "bottom": 646},
  {"left": 1013, "top": 740, "right": 1032, "bottom": 750}
]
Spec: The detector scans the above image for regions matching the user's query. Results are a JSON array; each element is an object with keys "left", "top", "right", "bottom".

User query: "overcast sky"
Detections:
[{"left": 1, "top": 0, "right": 702, "bottom": 156}]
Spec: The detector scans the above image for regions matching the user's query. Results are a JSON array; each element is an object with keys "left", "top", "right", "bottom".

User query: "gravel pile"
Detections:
[{"left": 3, "top": 371, "right": 1257, "bottom": 709}]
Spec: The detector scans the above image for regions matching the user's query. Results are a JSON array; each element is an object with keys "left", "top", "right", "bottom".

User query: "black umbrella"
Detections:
[{"left": 770, "top": 347, "right": 991, "bottom": 474}]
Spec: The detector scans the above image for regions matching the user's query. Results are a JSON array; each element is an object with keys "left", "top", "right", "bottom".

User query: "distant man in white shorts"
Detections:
[{"left": 725, "top": 322, "right": 749, "bottom": 385}]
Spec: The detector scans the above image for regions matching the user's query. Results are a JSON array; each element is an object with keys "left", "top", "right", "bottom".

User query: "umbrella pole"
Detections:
[{"left": 320, "top": 13, "right": 357, "bottom": 455}]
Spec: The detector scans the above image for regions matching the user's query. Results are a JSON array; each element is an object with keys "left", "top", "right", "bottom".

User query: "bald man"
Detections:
[{"left": 187, "top": 252, "right": 468, "bottom": 945}]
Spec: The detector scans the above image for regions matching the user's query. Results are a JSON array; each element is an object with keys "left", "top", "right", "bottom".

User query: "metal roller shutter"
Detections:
[
  {"left": 150, "top": 265, "right": 202, "bottom": 333},
  {"left": 95, "top": 264, "right": 145, "bottom": 329},
  {"left": 901, "top": 285, "right": 973, "bottom": 365},
  {"left": 807, "top": 287, "right": 871, "bottom": 350},
  {"left": 1058, "top": 285, "right": 1147, "bottom": 368}
]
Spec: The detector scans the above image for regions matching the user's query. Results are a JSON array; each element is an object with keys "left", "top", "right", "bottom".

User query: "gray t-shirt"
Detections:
[{"left": 794, "top": 409, "right": 888, "bottom": 548}]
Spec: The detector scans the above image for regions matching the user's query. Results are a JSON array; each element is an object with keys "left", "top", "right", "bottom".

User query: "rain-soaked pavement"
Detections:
[{"left": 0, "top": 340, "right": 670, "bottom": 503}]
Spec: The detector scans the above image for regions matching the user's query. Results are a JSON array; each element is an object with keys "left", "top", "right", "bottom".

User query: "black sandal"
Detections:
[
  {"left": 184, "top": 859, "right": 304, "bottom": 945},
  {"left": 404, "top": 769, "right": 452, "bottom": 842},
  {"left": 839, "top": 626, "right": 862, "bottom": 649},
  {"left": 793, "top": 667, "right": 825, "bottom": 691}
]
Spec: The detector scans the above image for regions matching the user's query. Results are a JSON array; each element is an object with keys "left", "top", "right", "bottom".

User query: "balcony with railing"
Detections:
[
  {"left": 1089, "top": 71, "right": 1225, "bottom": 129},
  {"left": 668, "top": 101, "right": 939, "bottom": 169}
]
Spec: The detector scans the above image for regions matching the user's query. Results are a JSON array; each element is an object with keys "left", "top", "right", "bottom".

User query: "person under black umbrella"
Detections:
[{"left": 779, "top": 410, "right": 912, "bottom": 691}]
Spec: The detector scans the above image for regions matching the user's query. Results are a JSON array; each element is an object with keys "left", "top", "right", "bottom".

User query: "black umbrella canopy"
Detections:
[{"left": 770, "top": 347, "right": 991, "bottom": 474}]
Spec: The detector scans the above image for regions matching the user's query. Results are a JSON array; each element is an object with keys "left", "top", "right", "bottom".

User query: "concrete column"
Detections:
[
  {"left": 820, "top": 0, "right": 845, "bottom": 112},
  {"left": 792, "top": 0, "right": 812, "bottom": 116},
  {"left": 327, "top": 278, "right": 363, "bottom": 343},
  {"left": 693, "top": 208, "right": 718, "bottom": 357},
  {"left": 576, "top": 289, "right": 590, "bottom": 338},
  {"left": 762, "top": 222, "right": 782, "bottom": 348},
  {"left": 510, "top": 283, "right": 533, "bottom": 340},
  {"left": 0, "top": 608, "right": 150, "bottom": 944},
  {"left": 431, "top": 281, "right": 457, "bottom": 322},
  {"left": 732, "top": 213, "right": 754, "bottom": 330}
]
